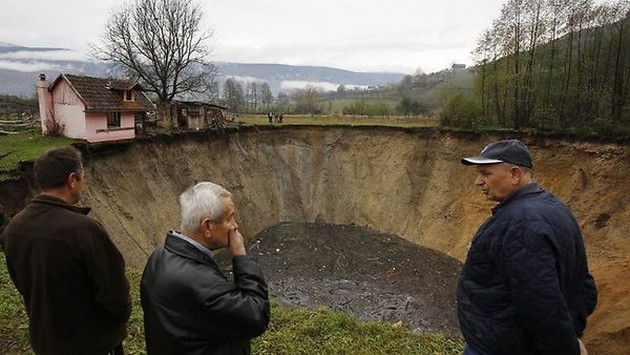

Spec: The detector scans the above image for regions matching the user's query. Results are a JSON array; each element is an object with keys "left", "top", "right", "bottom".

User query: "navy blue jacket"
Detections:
[{"left": 457, "top": 183, "right": 597, "bottom": 355}]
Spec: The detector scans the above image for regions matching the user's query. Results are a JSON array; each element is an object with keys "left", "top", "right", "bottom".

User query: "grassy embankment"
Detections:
[
  {"left": 0, "top": 254, "right": 463, "bottom": 354},
  {"left": 0, "top": 133, "right": 77, "bottom": 181}
]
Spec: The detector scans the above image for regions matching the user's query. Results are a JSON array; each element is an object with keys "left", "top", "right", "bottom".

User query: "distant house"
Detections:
[
  {"left": 36, "top": 73, "right": 155, "bottom": 143},
  {"left": 451, "top": 63, "right": 466, "bottom": 72}
]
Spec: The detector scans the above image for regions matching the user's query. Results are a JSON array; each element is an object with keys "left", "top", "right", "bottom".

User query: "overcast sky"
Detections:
[{"left": 0, "top": 0, "right": 509, "bottom": 74}]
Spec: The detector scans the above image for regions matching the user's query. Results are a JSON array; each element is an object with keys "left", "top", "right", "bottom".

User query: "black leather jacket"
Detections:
[{"left": 141, "top": 232, "right": 270, "bottom": 355}]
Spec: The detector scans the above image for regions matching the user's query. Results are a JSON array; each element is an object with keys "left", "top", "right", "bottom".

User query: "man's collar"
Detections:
[
  {"left": 169, "top": 231, "right": 214, "bottom": 259},
  {"left": 32, "top": 194, "right": 91, "bottom": 215},
  {"left": 492, "top": 182, "right": 541, "bottom": 214}
]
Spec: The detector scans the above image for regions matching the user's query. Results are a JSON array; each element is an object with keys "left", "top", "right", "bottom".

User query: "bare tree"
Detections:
[
  {"left": 222, "top": 78, "right": 245, "bottom": 112},
  {"left": 260, "top": 82, "right": 274, "bottom": 111},
  {"left": 298, "top": 85, "right": 318, "bottom": 115},
  {"left": 543, "top": 0, "right": 565, "bottom": 106},
  {"left": 246, "top": 81, "right": 260, "bottom": 113},
  {"left": 473, "top": 29, "right": 493, "bottom": 120},
  {"left": 336, "top": 84, "right": 347, "bottom": 99},
  {"left": 94, "top": 0, "right": 216, "bottom": 103},
  {"left": 610, "top": 1, "right": 630, "bottom": 123}
]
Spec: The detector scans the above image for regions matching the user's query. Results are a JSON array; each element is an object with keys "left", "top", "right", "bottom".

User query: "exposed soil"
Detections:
[
  {"left": 215, "top": 222, "right": 461, "bottom": 335},
  {"left": 1, "top": 127, "right": 628, "bottom": 354}
]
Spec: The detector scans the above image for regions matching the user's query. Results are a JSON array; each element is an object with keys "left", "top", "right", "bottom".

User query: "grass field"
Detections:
[
  {"left": 0, "top": 253, "right": 463, "bottom": 354},
  {"left": 0, "top": 133, "right": 77, "bottom": 180},
  {"left": 317, "top": 97, "right": 401, "bottom": 114},
  {"left": 234, "top": 113, "right": 439, "bottom": 128}
]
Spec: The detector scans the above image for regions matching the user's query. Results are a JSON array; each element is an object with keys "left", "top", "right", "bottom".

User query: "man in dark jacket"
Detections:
[
  {"left": 141, "top": 182, "right": 270, "bottom": 355},
  {"left": 458, "top": 139, "right": 597, "bottom": 355},
  {"left": 1, "top": 147, "right": 131, "bottom": 355}
]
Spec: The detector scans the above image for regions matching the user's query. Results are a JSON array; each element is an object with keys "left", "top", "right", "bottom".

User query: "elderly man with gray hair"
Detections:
[{"left": 140, "top": 182, "right": 270, "bottom": 355}]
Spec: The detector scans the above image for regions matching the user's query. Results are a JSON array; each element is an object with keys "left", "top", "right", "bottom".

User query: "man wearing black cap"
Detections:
[{"left": 457, "top": 139, "right": 597, "bottom": 355}]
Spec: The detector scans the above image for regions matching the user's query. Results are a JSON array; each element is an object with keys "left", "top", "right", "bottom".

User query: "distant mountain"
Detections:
[
  {"left": 0, "top": 43, "right": 67, "bottom": 53},
  {"left": 215, "top": 62, "right": 404, "bottom": 92},
  {"left": 0, "top": 43, "right": 405, "bottom": 97}
]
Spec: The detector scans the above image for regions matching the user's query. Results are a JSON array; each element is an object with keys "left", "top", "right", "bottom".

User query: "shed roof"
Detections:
[{"left": 171, "top": 100, "right": 228, "bottom": 110}]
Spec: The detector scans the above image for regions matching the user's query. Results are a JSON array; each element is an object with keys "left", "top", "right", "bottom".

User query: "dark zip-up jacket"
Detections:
[
  {"left": 141, "top": 232, "right": 270, "bottom": 355},
  {"left": 457, "top": 183, "right": 597, "bottom": 355},
  {"left": 1, "top": 195, "right": 131, "bottom": 355}
]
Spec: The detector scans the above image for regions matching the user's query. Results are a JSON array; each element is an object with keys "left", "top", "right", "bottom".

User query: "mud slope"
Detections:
[{"left": 2, "top": 126, "right": 628, "bottom": 353}]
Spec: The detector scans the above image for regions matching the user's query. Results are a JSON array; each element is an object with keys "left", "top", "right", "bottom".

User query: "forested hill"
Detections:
[{"left": 468, "top": 1, "right": 630, "bottom": 134}]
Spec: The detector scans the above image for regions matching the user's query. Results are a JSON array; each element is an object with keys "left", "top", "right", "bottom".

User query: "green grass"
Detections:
[
  {"left": 0, "top": 253, "right": 463, "bottom": 354},
  {"left": 253, "top": 303, "right": 463, "bottom": 354},
  {"left": 318, "top": 98, "right": 401, "bottom": 114},
  {"left": 0, "top": 253, "right": 31, "bottom": 354},
  {"left": 0, "top": 132, "right": 77, "bottom": 181},
  {"left": 236, "top": 114, "right": 439, "bottom": 128}
]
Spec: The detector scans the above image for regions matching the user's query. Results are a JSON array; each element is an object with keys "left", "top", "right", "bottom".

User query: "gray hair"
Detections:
[{"left": 179, "top": 182, "right": 232, "bottom": 233}]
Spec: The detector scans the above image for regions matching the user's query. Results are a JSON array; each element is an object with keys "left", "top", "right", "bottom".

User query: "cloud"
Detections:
[
  {"left": 280, "top": 80, "right": 366, "bottom": 92},
  {"left": 222, "top": 75, "right": 264, "bottom": 84},
  {"left": 0, "top": 50, "right": 89, "bottom": 62},
  {"left": 0, "top": 60, "right": 65, "bottom": 72}
]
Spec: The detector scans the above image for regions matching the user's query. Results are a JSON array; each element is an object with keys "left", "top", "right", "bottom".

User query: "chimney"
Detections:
[{"left": 36, "top": 73, "right": 52, "bottom": 135}]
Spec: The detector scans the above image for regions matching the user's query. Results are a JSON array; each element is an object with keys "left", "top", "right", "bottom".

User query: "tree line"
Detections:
[{"left": 465, "top": 0, "right": 630, "bottom": 134}]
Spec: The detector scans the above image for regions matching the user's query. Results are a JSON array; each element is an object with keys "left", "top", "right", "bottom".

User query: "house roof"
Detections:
[{"left": 51, "top": 74, "right": 155, "bottom": 112}]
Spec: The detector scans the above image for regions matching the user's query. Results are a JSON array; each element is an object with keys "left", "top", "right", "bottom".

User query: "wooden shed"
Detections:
[{"left": 170, "top": 101, "right": 229, "bottom": 130}]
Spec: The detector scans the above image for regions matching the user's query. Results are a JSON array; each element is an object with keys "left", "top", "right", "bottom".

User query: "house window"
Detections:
[
  {"left": 107, "top": 112, "right": 121, "bottom": 127},
  {"left": 124, "top": 90, "right": 134, "bottom": 101}
]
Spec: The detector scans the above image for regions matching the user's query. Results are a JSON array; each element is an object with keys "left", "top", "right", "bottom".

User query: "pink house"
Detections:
[{"left": 36, "top": 73, "right": 155, "bottom": 143}]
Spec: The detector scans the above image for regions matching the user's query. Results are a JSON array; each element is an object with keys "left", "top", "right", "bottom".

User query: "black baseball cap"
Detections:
[{"left": 461, "top": 139, "right": 533, "bottom": 168}]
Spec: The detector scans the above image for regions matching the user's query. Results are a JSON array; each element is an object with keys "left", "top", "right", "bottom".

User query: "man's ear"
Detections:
[
  {"left": 201, "top": 218, "right": 213, "bottom": 237},
  {"left": 67, "top": 172, "right": 78, "bottom": 188},
  {"left": 510, "top": 166, "right": 525, "bottom": 184}
]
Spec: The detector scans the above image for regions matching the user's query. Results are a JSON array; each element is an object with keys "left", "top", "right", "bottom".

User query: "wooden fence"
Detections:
[{"left": 0, "top": 115, "right": 38, "bottom": 135}]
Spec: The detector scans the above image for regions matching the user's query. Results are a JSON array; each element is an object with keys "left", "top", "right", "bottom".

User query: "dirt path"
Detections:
[{"left": 216, "top": 222, "right": 462, "bottom": 335}]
